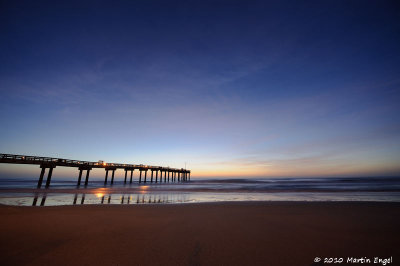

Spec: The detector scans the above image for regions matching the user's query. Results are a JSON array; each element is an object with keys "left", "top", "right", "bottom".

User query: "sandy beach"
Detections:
[{"left": 1, "top": 202, "right": 399, "bottom": 266}]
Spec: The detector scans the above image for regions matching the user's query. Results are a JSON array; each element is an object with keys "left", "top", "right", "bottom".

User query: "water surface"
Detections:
[{"left": 0, "top": 177, "right": 399, "bottom": 206}]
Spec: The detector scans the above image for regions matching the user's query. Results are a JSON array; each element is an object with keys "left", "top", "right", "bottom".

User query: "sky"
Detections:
[{"left": 1, "top": 0, "right": 400, "bottom": 179}]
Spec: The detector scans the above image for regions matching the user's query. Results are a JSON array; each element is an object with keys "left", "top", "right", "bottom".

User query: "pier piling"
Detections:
[
  {"left": 84, "top": 169, "right": 91, "bottom": 186},
  {"left": 104, "top": 170, "right": 109, "bottom": 185},
  {"left": 45, "top": 167, "right": 54, "bottom": 188},
  {"left": 77, "top": 169, "right": 83, "bottom": 186},
  {"left": 111, "top": 169, "right": 115, "bottom": 184},
  {"left": 37, "top": 167, "right": 46, "bottom": 188}
]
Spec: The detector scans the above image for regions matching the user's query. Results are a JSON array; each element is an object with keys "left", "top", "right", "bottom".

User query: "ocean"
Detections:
[{"left": 0, "top": 176, "right": 399, "bottom": 206}]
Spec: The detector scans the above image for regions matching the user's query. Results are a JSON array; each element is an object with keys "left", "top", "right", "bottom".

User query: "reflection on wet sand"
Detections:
[
  {"left": 21, "top": 190, "right": 400, "bottom": 207},
  {"left": 32, "top": 194, "right": 47, "bottom": 206},
  {"left": 32, "top": 195, "right": 38, "bottom": 206},
  {"left": 32, "top": 193, "right": 188, "bottom": 206}
]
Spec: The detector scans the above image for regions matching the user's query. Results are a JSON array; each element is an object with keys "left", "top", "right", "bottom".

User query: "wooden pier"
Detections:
[{"left": 0, "top": 153, "right": 190, "bottom": 188}]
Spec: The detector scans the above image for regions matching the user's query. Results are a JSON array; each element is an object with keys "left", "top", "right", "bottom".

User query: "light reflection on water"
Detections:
[
  {"left": 0, "top": 191, "right": 399, "bottom": 206},
  {"left": 1, "top": 177, "right": 400, "bottom": 206}
]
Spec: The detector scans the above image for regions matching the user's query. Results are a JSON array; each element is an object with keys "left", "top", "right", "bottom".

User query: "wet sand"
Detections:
[{"left": 1, "top": 202, "right": 399, "bottom": 266}]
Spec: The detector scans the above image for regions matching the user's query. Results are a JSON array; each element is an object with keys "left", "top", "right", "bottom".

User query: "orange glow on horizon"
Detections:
[{"left": 189, "top": 158, "right": 400, "bottom": 178}]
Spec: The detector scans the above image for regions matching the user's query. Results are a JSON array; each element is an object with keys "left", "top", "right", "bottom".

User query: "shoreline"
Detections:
[
  {"left": 2, "top": 199, "right": 400, "bottom": 206},
  {"left": 1, "top": 202, "right": 399, "bottom": 265}
]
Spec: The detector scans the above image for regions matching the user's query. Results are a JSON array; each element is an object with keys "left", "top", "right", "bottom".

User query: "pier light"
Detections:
[
  {"left": 103, "top": 162, "right": 107, "bottom": 166},
  {"left": 96, "top": 193, "right": 104, "bottom": 198}
]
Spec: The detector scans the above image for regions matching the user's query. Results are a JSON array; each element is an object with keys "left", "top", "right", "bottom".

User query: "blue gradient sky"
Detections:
[{"left": 1, "top": 0, "right": 399, "bottom": 178}]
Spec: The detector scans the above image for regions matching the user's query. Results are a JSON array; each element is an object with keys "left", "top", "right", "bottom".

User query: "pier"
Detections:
[{"left": 0, "top": 154, "right": 190, "bottom": 188}]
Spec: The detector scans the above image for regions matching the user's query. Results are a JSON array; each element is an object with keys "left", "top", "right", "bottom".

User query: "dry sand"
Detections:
[{"left": 1, "top": 202, "right": 399, "bottom": 266}]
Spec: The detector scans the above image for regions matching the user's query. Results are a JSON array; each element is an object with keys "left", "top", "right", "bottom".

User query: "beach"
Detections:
[{"left": 1, "top": 202, "right": 399, "bottom": 266}]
